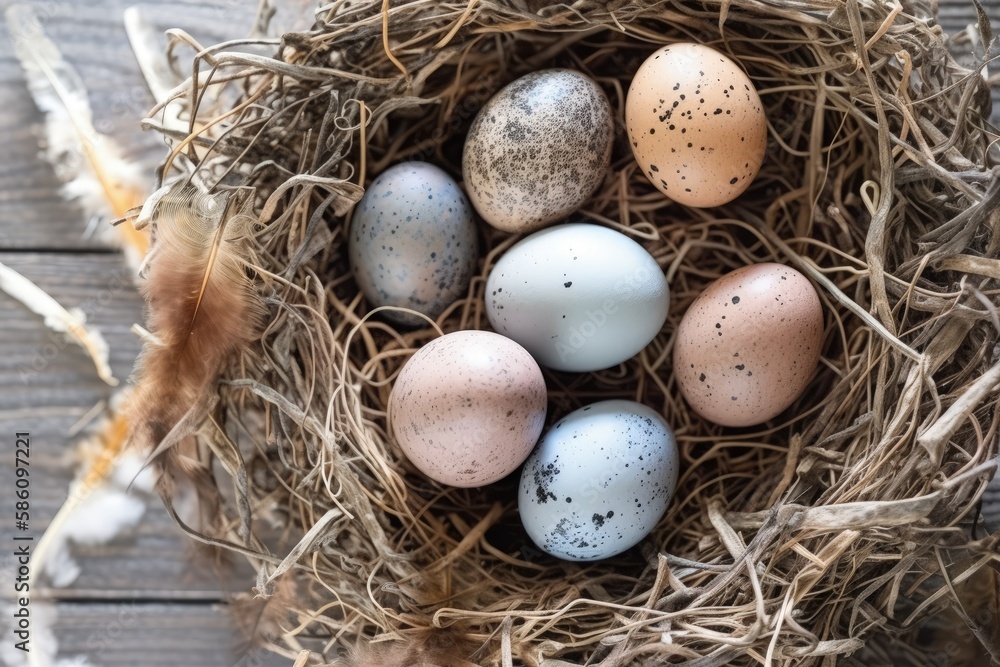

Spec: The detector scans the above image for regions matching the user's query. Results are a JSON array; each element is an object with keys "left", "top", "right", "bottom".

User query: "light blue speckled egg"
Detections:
[
  {"left": 518, "top": 400, "right": 679, "bottom": 561},
  {"left": 349, "top": 162, "right": 479, "bottom": 326}
]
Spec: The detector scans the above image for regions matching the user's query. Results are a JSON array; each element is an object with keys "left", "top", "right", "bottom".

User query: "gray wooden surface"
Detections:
[
  {"left": 0, "top": 1, "right": 302, "bottom": 664},
  {"left": 0, "top": 1, "right": 996, "bottom": 666}
]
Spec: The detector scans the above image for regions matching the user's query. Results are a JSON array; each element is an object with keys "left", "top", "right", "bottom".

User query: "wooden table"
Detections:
[{"left": 0, "top": 1, "right": 996, "bottom": 665}]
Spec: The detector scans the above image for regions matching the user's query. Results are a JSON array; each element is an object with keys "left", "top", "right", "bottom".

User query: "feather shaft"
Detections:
[
  {"left": 0, "top": 260, "right": 116, "bottom": 385},
  {"left": 6, "top": 5, "right": 150, "bottom": 268},
  {"left": 29, "top": 410, "right": 130, "bottom": 591},
  {"left": 191, "top": 216, "right": 230, "bottom": 332},
  {"left": 128, "top": 187, "right": 264, "bottom": 523}
]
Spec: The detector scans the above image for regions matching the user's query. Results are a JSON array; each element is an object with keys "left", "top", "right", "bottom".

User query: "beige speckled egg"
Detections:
[
  {"left": 626, "top": 43, "right": 767, "bottom": 207},
  {"left": 673, "top": 263, "right": 823, "bottom": 427},
  {"left": 389, "top": 330, "right": 547, "bottom": 487},
  {"left": 462, "top": 69, "right": 614, "bottom": 233}
]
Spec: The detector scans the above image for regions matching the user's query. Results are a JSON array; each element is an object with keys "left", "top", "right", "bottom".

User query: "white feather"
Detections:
[
  {"left": 0, "top": 260, "right": 116, "bottom": 386},
  {"left": 123, "top": 7, "right": 187, "bottom": 134},
  {"left": 63, "top": 487, "right": 147, "bottom": 547},
  {"left": 0, "top": 601, "right": 90, "bottom": 667},
  {"left": 42, "top": 541, "right": 81, "bottom": 589},
  {"left": 6, "top": 4, "right": 149, "bottom": 272},
  {"left": 37, "top": 467, "right": 149, "bottom": 590},
  {"left": 33, "top": 398, "right": 153, "bottom": 591},
  {"left": 111, "top": 449, "right": 157, "bottom": 493}
]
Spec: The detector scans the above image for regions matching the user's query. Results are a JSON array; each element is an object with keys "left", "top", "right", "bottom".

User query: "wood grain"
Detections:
[
  {"left": 47, "top": 602, "right": 288, "bottom": 666},
  {"left": 0, "top": 2, "right": 307, "bottom": 658},
  {"left": 0, "top": 0, "right": 280, "bottom": 250},
  {"left": 0, "top": 252, "right": 265, "bottom": 598}
]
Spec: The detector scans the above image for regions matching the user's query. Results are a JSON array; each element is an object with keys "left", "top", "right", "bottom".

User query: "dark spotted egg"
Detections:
[
  {"left": 462, "top": 69, "right": 614, "bottom": 233},
  {"left": 625, "top": 43, "right": 767, "bottom": 207},
  {"left": 349, "top": 162, "right": 478, "bottom": 326},
  {"left": 673, "top": 263, "right": 824, "bottom": 427},
  {"left": 518, "top": 400, "right": 679, "bottom": 562}
]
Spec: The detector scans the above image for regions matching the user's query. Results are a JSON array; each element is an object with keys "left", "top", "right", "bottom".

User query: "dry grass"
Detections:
[{"left": 134, "top": 1, "right": 999, "bottom": 665}]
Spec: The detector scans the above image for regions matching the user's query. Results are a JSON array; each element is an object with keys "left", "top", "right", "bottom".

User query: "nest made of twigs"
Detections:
[{"left": 138, "top": 1, "right": 1000, "bottom": 665}]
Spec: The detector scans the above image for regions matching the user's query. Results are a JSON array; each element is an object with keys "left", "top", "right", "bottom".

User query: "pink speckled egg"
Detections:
[
  {"left": 673, "top": 263, "right": 823, "bottom": 427},
  {"left": 389, "top": 330, "right": 547, "bottom": 487},
  {"left": 625, "top": 43, "right": 767, "bottom": 207}
]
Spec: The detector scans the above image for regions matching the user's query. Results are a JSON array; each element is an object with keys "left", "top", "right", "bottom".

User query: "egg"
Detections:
[
  {"left": 348, "top": 161, "right": 479, "bottom": 326},
  {"left": 462, "top": 69, "right": 614, "bottom": 233},
  {"left": 389, "top": 330, "right": 547, "bottom": 487},
  {"left": 518, "top": 400, "right": 679, "bottom": 561},
  {"left": 673, "top": 263, "right": 824, "bottom": 427},
  {"left": 625, "top": 43, "right": 767, "bottom": 207},
  {"left": 486, "top": 222, "right": 669, "bottom": 372}
]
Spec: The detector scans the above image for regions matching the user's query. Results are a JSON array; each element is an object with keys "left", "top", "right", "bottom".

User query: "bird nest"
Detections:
[{"left": 131, "top": 0, "right": 1000, "bottom": 665}]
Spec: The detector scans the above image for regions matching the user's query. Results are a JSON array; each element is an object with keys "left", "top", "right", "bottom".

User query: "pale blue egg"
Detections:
[
  {"left": 518, "top": 400, "right": 679, "bottom": 561},
  {"left": 349, "top": 162, "right": 479, "bottom": 326},
  {"left": 485, "top": 222, "right": 669, "bottom": 372}
]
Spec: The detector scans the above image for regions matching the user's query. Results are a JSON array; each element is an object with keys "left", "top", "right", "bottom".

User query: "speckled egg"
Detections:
[
  {"left": 673, "top": 263, "right": 824, "bottom": 427},
  {"left": 625, "top": 43, "right": 767, "bottom": 207},
  {"left": 349, "top": 161, "right": 478, "bottom": 326},
  {"left": 486, "top": 222, "right": 669, "bottom": 372},
  {"left": 462, "top": 69, "right": 614, "bottom": 233},
  {"left": 389, "top": 330, "right": 547, "bottom": 488},
  {"left": 518, "top": 400, "right": 679, "bottom": 561}
]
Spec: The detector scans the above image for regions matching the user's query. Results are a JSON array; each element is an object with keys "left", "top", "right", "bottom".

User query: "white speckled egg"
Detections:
[
  {"left": 485, "top": 222, "right": 669, "bottom": 372},
  {"left": 389, "top": 330, "right": 547, "bottom": 488},
  {"left": 673, "top": 263, "right": 824, "bottom": 427},
  {"left": 518, "top": 400, "right": 679, "bottom": 561},
  {"left": 462, "top": 69, "right": 614, "bottom": 233},
  {"left": 349, "top": 161, "right": 478, "bottom": 326},
  {"left": 625, "top": 43, "right": 767, "bottom": 207}
]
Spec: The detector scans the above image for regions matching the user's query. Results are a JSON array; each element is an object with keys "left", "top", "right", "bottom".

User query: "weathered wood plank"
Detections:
[
  {"left": 2, "top": 602, "right": 288, "bottom": 667},
  {"left": 0, "top": 0, "right": 269, "bottom": 250},
  {"left": 0, "top": 252, "right": 141, "bottom": 392},
  {"left": 0, "top": 422, "right": 261, "bottom": 600},
  {"left": 0, "top": 252, "right": 263, "bottom": 598},
  {"left": 939, "top": 0, "right": 1000, "bottom": 126},
  {"left": 982, "top": 478, "right": 1000, "bottom": 533},
  {"left": 0, "top": 0, "right": 283, "bottom": 625}
]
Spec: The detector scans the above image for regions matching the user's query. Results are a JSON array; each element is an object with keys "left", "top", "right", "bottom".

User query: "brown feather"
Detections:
[
  {"left": 128, "top": 187, "right": 264, "bottom": 527},
  {"left": 339, "top": 628, "right": 479, "bottom": 667}
]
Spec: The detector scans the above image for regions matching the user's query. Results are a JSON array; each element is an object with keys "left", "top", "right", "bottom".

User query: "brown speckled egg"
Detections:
[
  {"left": 626, "top": 43, "right": 767, "bottom": 207},
  {"left": 389, "top": 330, "right": 547, "bottom": 487},
  {"left": 462, "top": 69, "right": 614, "bottom": 233},
  {"left": 673, "top": 263, "right": 823, "bottom": 427}
]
